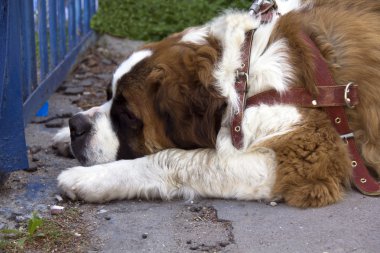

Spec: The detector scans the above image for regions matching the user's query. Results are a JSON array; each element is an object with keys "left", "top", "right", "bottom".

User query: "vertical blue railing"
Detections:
[{"left": 0, "top": 0, "right": 98, "bottom": 173}]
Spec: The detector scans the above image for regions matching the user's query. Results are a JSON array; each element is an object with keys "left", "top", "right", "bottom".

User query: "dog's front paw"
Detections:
[
  {"left": 52, "top": 127, "right": 73, "bottom": 158},
  {"left": 57, "top": 165, "right": 109, "bottom": 202}
]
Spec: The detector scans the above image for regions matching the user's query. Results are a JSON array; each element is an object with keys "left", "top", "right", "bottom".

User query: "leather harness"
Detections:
[{"left": 231, "top": 0, "right": 380, "bottom": 195}]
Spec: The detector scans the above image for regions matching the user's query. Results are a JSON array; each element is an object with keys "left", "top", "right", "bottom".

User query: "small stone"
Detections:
[
  {"left": 45, "top": 118, "right": 64, "bottom": 128},
  {"left": 55, "top": 195, "right": 63, "bottom": 202},
  {"left": 219, "top": 242, "right": 229, "bottom": 247},
  {"left": 50, "top": 205, "right": 65, "bottom": 215},
  {"left": 24, "top": 159, "right": 38, "bottom": 172},
  {"left": 64, "top": 86, "right": 84, "bottom": 95},
  {"left": 74, "top": 232, "right": 82, "bottom": 237},
  {"left": 15, "top": 215, "right": 26, "bottom": 223},
  {"left": 270, "top": 201, "right": 278, "bottom": 207},
  {"left": 189, "top": 206, "right": 202, "bottom": 212},
  {"left": 30, "top": 146, "right": 42, "bottom": 154},
  {"left": 97, "top": 209, "right": 108, "bottom": 214},
  {"left": 142, "top": 233, "right": 148, "bottom": 239},
  {"left": 101, "top": 58, "right": 113, "bottom": 65},
  {"left": 86, "top": 58, "right": 97, "bottom": 67}
]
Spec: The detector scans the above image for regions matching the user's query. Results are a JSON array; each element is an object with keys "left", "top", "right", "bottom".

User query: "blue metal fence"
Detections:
[{"left": 0, "top": 0, "right": 97, "bottom": 173}]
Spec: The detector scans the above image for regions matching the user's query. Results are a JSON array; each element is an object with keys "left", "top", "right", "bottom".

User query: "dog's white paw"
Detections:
[
  {"left": 57, "top": 165, "right": 110, "bottom": 202},
  {"left": 52, "top": 127, "right": 73, "bottom": 158}
]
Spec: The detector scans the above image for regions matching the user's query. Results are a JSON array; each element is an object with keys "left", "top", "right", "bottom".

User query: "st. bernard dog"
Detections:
[{"left": 55, "top": 0, "right": 380, "bottom": 208}]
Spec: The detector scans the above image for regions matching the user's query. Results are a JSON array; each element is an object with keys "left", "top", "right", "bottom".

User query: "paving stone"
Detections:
[
  {"left": 45, "top": 118, "right": 64, "bottom": 128},
  {"left": 96, "top": 73, "right": 112, "bottom": 81},
  {"left": 64, "top": 86, "right": 85, "bottom": 95},
  {"left": 79, "top": 79, "right": 95, "bottom": 87},
  {"left": 29, "top": 145, "right": 42, "bottom": 154},
  {"left": 56, "top": 112, "right": 73, "bottom": 118},
  {"left": 74, "top": 73, "right": 94, "bottom": 80},
  {"left": 31, "top": 116, "right": 52, "bottom": 124}
]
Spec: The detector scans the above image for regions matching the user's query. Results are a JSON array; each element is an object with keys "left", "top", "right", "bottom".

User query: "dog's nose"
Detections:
[{"left": 69, "top": 114, "right": 92, "bottom": 138}]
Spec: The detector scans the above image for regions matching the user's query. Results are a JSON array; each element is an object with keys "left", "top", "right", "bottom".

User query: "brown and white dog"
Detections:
[{"left": 55, "top": 0, "right": 380, "bottom": 208}]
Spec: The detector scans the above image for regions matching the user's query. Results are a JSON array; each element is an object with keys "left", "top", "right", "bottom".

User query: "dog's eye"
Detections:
[{"left": 120, "top": 108, "right": 143, "bottom": 130}]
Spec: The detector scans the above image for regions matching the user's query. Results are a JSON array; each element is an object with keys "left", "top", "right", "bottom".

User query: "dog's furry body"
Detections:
[{"left": 56, "top": 0, "right": 380, "bottom": 207}]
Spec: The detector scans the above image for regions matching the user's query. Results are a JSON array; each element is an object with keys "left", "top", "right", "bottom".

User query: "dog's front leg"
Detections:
[{"left": 58, "top": 148, "right": 277, "bottom": 202}]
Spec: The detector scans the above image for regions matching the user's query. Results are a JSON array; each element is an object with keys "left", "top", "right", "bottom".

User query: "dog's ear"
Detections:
[
  {"left": 194, "top": 45, "right": 219, "bottom": 92},
  {"left": 186, "top": 44, "right": 223, "bottom": 98},
  {"left": 147, "top": 56, "right": 226, "bottom": 149}
]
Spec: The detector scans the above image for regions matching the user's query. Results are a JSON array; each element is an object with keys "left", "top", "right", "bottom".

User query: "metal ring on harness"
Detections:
[{"left": 344, "top": 82, "right": 355, "bottom": 109}]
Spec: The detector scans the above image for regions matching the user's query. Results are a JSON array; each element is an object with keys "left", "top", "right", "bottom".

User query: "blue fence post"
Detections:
[
  {"left": 38, "top": 0, "right": 49, "bottom": 80},
  {"left": 21, "top": 0, "right": 38, "bottom": 101},
  {"left": 0, "top": 0, "right": 29, "bottom": 173}
]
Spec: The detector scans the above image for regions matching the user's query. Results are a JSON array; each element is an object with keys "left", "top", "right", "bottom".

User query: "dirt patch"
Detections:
[{"left": 176, "top": 205, "right": 234, "bottom": 252}]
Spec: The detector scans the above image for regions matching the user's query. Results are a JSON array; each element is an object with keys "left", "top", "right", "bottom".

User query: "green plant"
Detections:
[
  {"left": 91, "top": 0, "right": 252, "bottom": 41},
  {"left": 0, "top": 208, "right": 89, "bottom": 252},
  {"left": 0, "top": 212, "right": 43, "bottom": 250}
]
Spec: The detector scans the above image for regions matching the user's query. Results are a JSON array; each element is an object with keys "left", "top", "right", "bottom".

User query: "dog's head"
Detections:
[{"left": 69, "top": 31, "right": 226, "bottom": 165}]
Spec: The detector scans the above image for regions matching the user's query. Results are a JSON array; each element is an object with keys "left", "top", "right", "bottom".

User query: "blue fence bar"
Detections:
[
  {"left": 0, "top": 0, "right": 98, "bottom": 174},
  {"left": 58, "top": 0, "right": 66, "bottom": 61},
  {"left": 76, "top": 0, "right": 82, "bottom": 38},
  {"left": 38, "top": 0, "right": 49, "bottom": 80},
  {"left": 22, "top": 0, "right": 38, "bottom": 101},
  {"left": 68, "top": 0, "right": 76, "bottom": 49},
  {"left": 48, "top": 0, "right": 58, "bottom": 68},
  {"left": 83, "top": 0, "right": 91, "bottom": 33}
]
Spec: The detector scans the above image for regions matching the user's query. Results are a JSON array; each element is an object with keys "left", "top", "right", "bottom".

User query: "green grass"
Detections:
[{"left": 91, "top": 0, "right": 252, "bottom": 41}]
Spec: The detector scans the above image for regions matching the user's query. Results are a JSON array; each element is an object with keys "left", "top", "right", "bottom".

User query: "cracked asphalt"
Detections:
[{"left": 0, "top": 35, "right": 379, "bottom": 253}]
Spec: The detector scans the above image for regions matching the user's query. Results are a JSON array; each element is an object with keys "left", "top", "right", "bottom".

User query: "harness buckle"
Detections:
[
  {"left": 235, "top": 70, "right": 248, "bottom": 82},
  {"left": 249, "top": 0, "right": 265, "bottom": 15},
  {"left": 344, "top": 82, "right": 355, "bottom": 109}
]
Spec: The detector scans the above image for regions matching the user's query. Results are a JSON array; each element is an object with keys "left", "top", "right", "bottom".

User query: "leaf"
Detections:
[
  {"left": 28, "top": 212, "right": 43, "bottom": 236},
  {"left": 0, "top": 229, "right": 22, "bottom": 235}
]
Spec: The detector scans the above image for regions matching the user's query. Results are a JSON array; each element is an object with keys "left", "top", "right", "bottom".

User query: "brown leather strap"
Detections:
[
  {"left": 231, "top": 30, "right": 254, "bottom": 149},
  {"left": 246, "top": 85, "right": 359, "bottom": 108},
  {"left": 302, "top": 35, "right": 380, "bottom": 195},
  {"left": 231, "top": 2, "right": 279, "bottom": 149}
]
